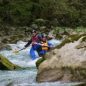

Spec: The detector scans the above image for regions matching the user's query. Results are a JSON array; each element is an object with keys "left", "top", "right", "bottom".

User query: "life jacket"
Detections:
[
  {"left": 32, "top": 35, "right": 39, "bottom": 42},
  {"left": 32, "top": 33, "right": 45, "bottom": 42},
  {"left": 41, "top": 41, "right": 48, "bottom": 51}
]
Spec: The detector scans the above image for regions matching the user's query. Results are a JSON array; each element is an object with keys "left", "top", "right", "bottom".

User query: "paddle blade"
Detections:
[{"left": 13, "top": 50, "right": 19, "bottom": 54}]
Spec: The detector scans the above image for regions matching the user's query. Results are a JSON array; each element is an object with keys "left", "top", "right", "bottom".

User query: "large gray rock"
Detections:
[{"left": 36, "top": 36, "right": 86, "bottom": 82}]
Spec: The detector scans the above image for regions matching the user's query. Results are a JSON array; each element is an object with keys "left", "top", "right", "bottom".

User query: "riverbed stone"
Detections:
[
  {"left": 0, "top": 54, "right": 21, "bottom": 70},
  {"left": 36, "top": 35, "right": 86, "bottom": 82}
]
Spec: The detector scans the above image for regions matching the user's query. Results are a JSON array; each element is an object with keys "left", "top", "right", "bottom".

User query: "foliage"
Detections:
[{"left": 0, "top": 0, "right": 86, "bottom": 27}]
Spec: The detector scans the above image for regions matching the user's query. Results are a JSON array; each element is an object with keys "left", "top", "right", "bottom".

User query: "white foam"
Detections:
[
  {"left": 0, "top": 40, "right": 61, "bottom": 67},
  {"left": 48, "top": 39, "right": 61, "bottom": 47}
]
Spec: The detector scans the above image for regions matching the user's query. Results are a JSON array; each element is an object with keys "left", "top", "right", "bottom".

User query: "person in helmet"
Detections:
[
  {"left": 34, "top": 36, "right": 49, "bottom": 57},
  {"left": 24, "top": 30, "right": 44, "bottom": 60}
]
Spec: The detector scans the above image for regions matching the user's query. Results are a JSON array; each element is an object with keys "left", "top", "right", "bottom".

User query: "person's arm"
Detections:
[
  {"left": 47, "top": 34, "right": 55, "bottom": 40},
  {"left": 24, "top": 39, "right": 32, "bottom": 48},
  {"left": 32, "top": 42, "right": 41, "bottom": 45}
]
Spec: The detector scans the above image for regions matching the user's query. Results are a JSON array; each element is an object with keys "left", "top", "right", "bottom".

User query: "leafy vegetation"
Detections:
[{"left": 0, "top": 0, "right": 86, "bottom": 27}]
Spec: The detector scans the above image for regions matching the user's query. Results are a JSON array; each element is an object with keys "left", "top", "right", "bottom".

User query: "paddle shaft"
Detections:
[{"left": 18, "top": 47, "right": 26, "bottom": 51}]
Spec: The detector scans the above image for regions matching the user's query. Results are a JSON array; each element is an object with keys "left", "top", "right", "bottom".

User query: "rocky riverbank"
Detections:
[{"left": 36, "top": 34, "right": 86, "bottom": 83}]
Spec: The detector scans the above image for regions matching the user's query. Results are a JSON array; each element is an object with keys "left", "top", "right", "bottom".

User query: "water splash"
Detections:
[
  {"left": 0, "top": 40, "right": 81, "bottom": 86},
  {"left": 0, "top": 39, "right": 61, "bottom": 67}
]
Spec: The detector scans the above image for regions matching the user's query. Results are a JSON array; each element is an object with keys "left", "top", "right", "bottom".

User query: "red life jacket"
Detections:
[{"left": 32, "top": 35, "right": 39, "bottom": 42}]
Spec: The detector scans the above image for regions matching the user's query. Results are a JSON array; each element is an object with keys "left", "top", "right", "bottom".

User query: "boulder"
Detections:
[
  {"left": 36, "top": 35, "right": 86, "bottom": 82},
  {"left": 0, "top": 44, "right": 12, "bottom": 50},
  {"left": 0, "top": 54, "right": 21, "bottom": 70}
]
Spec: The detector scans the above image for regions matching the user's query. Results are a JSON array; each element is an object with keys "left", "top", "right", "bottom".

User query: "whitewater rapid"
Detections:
[
  {"left": 0, "top": 39, "right": 81, "bottom": 86},
  {"left": 0, "top": 39, "right": 61, "bottom": 67}
]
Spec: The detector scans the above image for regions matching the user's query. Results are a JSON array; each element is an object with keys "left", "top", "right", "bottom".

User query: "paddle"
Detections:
[{"left": 13, "top": 47, "right": 26, "bottom": 54}]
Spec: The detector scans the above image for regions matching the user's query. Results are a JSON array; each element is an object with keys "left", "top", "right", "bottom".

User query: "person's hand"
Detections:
[{"left": 32, "top": 42, "right": 37, "bottom": 45}]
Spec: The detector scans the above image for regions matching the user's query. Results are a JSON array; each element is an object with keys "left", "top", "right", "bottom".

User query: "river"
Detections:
[{"left": 0, "top": 40, "right": 81, "bottom": 86}]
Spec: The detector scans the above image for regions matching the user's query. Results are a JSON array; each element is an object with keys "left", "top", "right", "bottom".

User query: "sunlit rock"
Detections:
[{"left": 36, "top": 35, "right": 86, "bottom": 82}]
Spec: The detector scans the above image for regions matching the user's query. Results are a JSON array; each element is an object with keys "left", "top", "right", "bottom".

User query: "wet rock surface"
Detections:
[
  {"left": 36, "top": 35, "right": 86, "bottom": 82},
  {"left": 0, "top": 54, "right": 21, "bottom": 70}
]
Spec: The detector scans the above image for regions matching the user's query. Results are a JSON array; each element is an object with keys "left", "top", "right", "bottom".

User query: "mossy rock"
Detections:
[
  {"left": 1, "top": 38, "right": 9, "bottom": 43},
  {"left": 0, "top": 54, "right": 21, "bottom": 70},
  {"left": 75, "top": 36, "right": 86, "bottom": 49},
  {"left": 56, "top": 34, "right": 63, "bottom": 40},
  {"left": 1, "top": 34, "right": 25, "bottom": 44},
  {"left": 0, "top": 43, "right": 12, "bottom": 50},
  {"left": 56, "top": 34, "right": 86, "bottom": 49},
  {"left": 4, "top": 44, "right": 12, "bottom": 50},
  {"left": 81, "top": 36, "right": 86, "bottom": 42},
  {"left": 36, "top": 58, "right": 46, "bottom": 69},
  {"left": 9, "top": 34, "right": 24, "bottom": 43}
]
